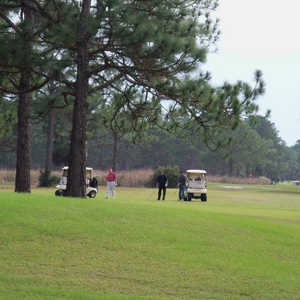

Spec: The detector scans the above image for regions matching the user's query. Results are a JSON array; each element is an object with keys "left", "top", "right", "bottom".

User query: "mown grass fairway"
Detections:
[{"left": 0, "top": 184, "right": 300, "bottom": 299}]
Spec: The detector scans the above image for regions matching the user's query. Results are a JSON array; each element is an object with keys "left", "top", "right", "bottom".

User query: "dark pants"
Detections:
[
  {"left": 178, "top": 184, "right": 185, "bottom": 200},
  {"left": 158, "top": 185, "right": 166, "bottom": 200}
]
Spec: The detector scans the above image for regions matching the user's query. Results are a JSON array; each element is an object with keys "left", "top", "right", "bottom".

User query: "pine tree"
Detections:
[{"left": 0, "top": 1, "right": 57, "bottom": 192}]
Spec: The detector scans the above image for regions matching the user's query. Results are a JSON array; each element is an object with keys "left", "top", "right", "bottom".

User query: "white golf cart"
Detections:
[
  {"left": 55, "top": 166, "right": 98, "bottom": 198},
  {"left": 184, "top": 169, "right": 207, "bottom": 202}
]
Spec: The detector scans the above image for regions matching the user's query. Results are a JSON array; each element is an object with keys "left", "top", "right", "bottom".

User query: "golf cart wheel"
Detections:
[
  {"left": 55, "top": 189, "right": 64, "bottom": 196},
  {"left": 201, "top": 193, "right": 207, "bottom": 202},
  {"left": 88, "top": 190, "right": 97, "bottom": 198},
  {"left": 187, "top": 193, "right": 192, "bottom": 201}
]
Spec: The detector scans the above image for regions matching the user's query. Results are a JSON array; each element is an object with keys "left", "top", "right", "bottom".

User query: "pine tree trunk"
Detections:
[
  {"left": 15, "top": 80, "right": 32, "bottom": 193},
  {"left": 15, "top": 0, "right": 33, "bottom": 193},
  {"left": 112, "top": 131, "right": 119, "bottom": 172},
  {"left": 228, "top": 157, "right": 234, "bottom": 177},
  {"left": 66, "top": 0, "right": 91, "bottom": 197},
  {"left": 97, "top": 138, "right": 104, "bottom": 170},
  {"left": 45, "top": 107, "right": 55, "bottom": 175},
  {"left": 124, "top": 143, "right": 130, "bottom": 170}
]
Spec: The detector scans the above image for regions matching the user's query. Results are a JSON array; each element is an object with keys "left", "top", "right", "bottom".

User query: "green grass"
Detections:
[{"left": 1, "top": 184, "right": 300, "bottom": 299}]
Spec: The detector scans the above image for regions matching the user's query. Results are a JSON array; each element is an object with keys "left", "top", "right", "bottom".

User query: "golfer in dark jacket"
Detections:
[{"left": 156, "top": 172, "right": 168, "bottom": 200}]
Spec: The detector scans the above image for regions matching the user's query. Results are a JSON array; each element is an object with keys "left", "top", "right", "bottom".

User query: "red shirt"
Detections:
[{"left": 106, "top": 171, "right": 116, "bottom": 182}]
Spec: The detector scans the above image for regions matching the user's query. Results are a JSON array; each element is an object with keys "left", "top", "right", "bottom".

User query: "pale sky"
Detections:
[{"left": 205, "top": 0, "right": 300, "bottom": 146}]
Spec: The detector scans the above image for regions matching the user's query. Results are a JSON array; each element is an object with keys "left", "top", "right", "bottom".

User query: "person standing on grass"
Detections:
[
  {"left": 178, "top": 171, "right": 186, "bottom": 201},
  {"left": 105, "top": 168, "right": 117, "bottom": 199},
  {"left": 156, "top": 171, "right": 168, "bottom": 201}
]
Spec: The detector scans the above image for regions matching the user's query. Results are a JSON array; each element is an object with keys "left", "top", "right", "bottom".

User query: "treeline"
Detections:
[{"left": 1, "top": 104, "right": 300, "bottom": 182}]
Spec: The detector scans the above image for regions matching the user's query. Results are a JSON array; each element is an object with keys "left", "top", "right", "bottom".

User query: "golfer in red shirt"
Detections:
[{"left": 105, "top": 168, "right": 117, "bottom": 199}]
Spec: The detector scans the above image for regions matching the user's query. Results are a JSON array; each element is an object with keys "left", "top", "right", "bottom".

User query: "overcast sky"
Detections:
[{"left": 205, "top": 0, "right": 300, "bottom": 146}]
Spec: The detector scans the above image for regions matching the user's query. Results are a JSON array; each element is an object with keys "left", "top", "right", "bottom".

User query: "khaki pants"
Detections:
[{"left": 106, "top": 181, "right": 116, "bottom": 199}]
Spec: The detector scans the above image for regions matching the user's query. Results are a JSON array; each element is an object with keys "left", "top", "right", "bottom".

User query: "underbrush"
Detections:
[
  {"left": 209, "top": 175, "right": 271, "bottom": 185},
  {"left": 0, "top": 168, "right": 272, "bottom": 188}
]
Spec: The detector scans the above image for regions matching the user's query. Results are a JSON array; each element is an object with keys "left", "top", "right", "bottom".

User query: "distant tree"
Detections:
[
  {"left": 0, "top": 97, "right": 17, "bottom": 155},
  {"left": 249, "top": 114, "right": 281, "bottom": 144},
  {"left": 224, "top": 122, "right": 273, "bottom": 177},
  {"left": 91, "top": 88, "right": 161, "bottom": 171},
  {"left": 290, "top": 140, "right": 300, "bottom": 179},
  {"left": 33, "top": 82, "right": 66, "bottom": 185},
  {"left": 248, "top": 114, "right": 289, "bottom": 181}
]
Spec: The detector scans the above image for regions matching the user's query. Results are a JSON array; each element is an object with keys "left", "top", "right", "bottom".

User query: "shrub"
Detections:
[
  {"left": 38, "top": 170, "right": 60, "bottom": 187},
  {"left": 150, "top": 166, "right": 180, "bottom": 188},
  {"left": 0, "top": 170, "right": 15, "bottom": 184}
]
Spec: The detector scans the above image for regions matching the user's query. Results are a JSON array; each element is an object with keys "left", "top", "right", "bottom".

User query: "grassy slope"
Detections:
[{"left": 0, "top": 184, "right": 300, "bottom": 299}]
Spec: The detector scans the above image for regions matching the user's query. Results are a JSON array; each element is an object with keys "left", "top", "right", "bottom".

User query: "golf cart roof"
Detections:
[
  {"left": 186, "top": 169, "right": 207, "bottom": 174},
  {"left": 62, "top": 166, "right": 93, "bottom": 171}
]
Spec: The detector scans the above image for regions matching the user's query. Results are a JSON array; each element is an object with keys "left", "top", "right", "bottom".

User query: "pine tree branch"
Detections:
[{"left": 0, "top": 12, "right": 22, "bottom": 35}]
